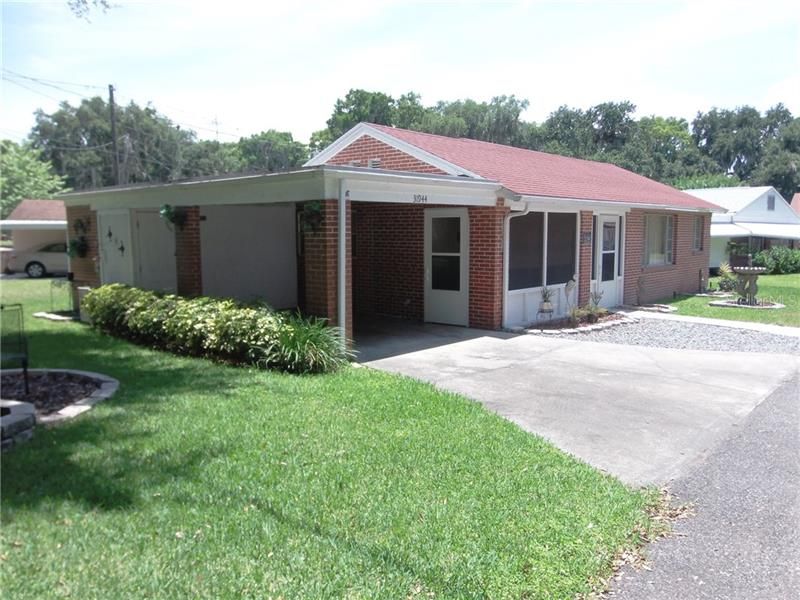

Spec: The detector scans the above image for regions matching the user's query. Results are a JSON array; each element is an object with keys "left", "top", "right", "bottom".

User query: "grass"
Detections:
[
  {"left": 663, "top": 273, "right": 800, "bottom": 327},
  {"left": 1, "top": 279, "right": 655, "bottom": 599}
]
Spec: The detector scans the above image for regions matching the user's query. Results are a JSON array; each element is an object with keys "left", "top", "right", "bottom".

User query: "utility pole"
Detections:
[{"left": 108, "top": 84, "right": 120, "bottom": 185}]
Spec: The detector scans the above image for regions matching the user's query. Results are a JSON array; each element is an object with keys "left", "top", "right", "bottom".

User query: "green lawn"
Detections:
[
  {"left": 663, "top": 274, "right": 800, "bottom": 327},
  {"left": 1, "top": 280, "right": 655, "bottom": 599}
]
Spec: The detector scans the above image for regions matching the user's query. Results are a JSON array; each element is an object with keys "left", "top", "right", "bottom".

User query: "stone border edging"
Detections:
[
  {"left": 708, "top": 300, "right": 786, "bottom": 310},
  {"left": 0, "top": 368, "right": 119, "bottom": 424},
  {"left": 522, "top": 315, "right": 639, "bottom": 335}
]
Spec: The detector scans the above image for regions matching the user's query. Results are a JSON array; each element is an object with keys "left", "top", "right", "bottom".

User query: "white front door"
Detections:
[
  {"left": 135, "top": 210, "right": 177, "bottom": 293},
  {"left": 424, "top": 208, "right": 469, "bottom": 326},
  {"left": 596, "top": 215, "right": 620, "bottom": 307}
]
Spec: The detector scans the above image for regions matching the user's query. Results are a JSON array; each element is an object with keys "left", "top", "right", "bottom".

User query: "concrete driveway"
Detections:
[{"left": 359, "top": 326, "right": 799, "bottom": 487}]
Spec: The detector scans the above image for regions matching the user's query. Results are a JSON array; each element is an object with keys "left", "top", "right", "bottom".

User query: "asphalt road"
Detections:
[{"left": 610, "top": 374, "right": 800, "bottom": 599}]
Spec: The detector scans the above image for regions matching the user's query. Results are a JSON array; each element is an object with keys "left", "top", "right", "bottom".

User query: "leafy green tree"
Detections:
[
  {"left": 395, "top": 92, "right": 427, "bottom": 130},
  {"left": 692, "top": 106, "right": 764, "bottom": 180},
  {"left": 753, "top": 117, "right": 800, "bottom": 200},
  {"left": 538, "top": 106, "right": 595, "bottom": 157},
  {"left": 0, "top": 140, "right": 66, "bottom": 218},
  {"left": 237, "top": 130, "right": 308, "bottom": 172},
  {"left": 326, "top": 89, "right": 396, "bottom": 139},
  {"left": 30, "top": 96, "right": 193, "bottom": 188},
  {"left": 588, "top": 101, "right": 637, "bottom": 153},
  {"left": 180, "top": 141, "right": 245, "bottom": 178}
]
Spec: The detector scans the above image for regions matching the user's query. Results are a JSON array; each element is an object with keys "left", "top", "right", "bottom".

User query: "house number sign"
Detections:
[{"left": 412, "top": 194, "right": 428, "bottom": 203}]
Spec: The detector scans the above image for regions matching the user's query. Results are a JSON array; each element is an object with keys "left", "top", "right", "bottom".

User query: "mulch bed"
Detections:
[
  {"left": 1, "top": 372, "right": 101, "bottom": 417},
  {"left": 533, "top": 312, "right": 626, "bottom": 330}
]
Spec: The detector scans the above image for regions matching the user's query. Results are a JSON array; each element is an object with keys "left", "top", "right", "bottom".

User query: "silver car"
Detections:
[{"left": 7, "top": 242, "right": 69, "bottom": 278}]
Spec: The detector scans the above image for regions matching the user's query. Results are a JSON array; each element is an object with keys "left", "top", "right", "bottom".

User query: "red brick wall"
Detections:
[
  {"left": 352, "top": 202, "right": 424, "bottom": 321},
  {"left": 327, "top": 134, "right": 447, "bottom": 174},
  {"left": 302, "top": 199, "right": 353, "bottom": 341},
  {"left": 469, "top": 200, "right": 509, "bottom": 329},
  {"left": 65, "top": 204, "right": 100, "bottom": 307},
  {"left": 350, "top": 200, "right": 508, "bottom": 330},
  {"left": 578, "top": 211, "right": 593, "bottom": 306},
  {"left": 624, "top": 209, "right": 710, "bottom": 304},
  {"left": 175, "top": 206, "right": 202, "bottom": 297}
]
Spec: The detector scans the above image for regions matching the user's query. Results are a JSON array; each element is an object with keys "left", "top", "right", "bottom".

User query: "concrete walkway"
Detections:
[
  {"left": 360, "top": 329, "right": 799, "bottom": 487},
  {"left": 610, "top": 375, "right": 800, "bottom": 599},
  {"left": 625, "top": 309, "right": 800, "bottom": 338}
]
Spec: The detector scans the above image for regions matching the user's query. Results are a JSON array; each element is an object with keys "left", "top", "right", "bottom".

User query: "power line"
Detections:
[
  {"left": 2, "top": 68, "right": 105, "bottom": 90},
  {"left": 2, "top": 73, "right": 92, "bottom": 100},
  {"left": 2, "top": 77, "right": 65, "bottom": 103}
]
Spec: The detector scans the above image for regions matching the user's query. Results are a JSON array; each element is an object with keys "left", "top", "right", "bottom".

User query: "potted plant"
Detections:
[
  {"left": 159, "top": 204, "right": 188, "bottom": 230},
  {"left": 68, "top": 236, "right": 89, "bottom": 258},
  {"left": 540, "top": 286, "right": 554, "bottom": 312}
]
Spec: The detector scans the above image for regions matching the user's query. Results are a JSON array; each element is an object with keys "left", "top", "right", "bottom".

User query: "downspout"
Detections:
[
  {"left": 338, "top": 180, "right": 349, "bottom": 349},
  {"left": 502, "top": 202, "right": 532, "bottom": 329}
]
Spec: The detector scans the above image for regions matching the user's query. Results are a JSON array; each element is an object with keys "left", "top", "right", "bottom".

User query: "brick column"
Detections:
[
  {"left": 65, "top": 205, "right": 100, "bottom": 308},
  {"left": 469, "top": 200, "right": 509, "bottom": 329},
  {"left": 578, "top": 210, "right": 593, "bottom": 306},
  {"left": 303, "top": 199, "right": 352, "bottom": 341},
  {"left": 175, "top": 206, "right": 202, "bottom": 297}
]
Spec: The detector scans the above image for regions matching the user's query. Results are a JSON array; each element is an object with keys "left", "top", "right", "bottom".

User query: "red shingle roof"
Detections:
[
  {"left": 792, "top": 193, "right": 800, "bottom": 216},
  {"left": 368, "top": 124, "right": 718, "bottom": 210},
  {"left": 6, "top": 199, "right": 66, "bottom": 221}
]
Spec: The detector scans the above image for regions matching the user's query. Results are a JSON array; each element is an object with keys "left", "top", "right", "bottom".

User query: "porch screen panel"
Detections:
[
  {"left": 509, "top": 212, "right": 544, "bottom": 290},
  {"left": 546, "top": 212, "right": 577, "bottom": 285}
]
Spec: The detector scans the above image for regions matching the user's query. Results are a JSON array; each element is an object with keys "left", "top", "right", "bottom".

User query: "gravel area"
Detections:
[{"left": 552, "top": 319, "right": 800, "bottom": 355}]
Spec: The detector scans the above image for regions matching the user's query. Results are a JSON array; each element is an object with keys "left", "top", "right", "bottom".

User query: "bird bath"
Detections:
[{"left": 732, "top": 265, "right": 768, "bottom": 306}]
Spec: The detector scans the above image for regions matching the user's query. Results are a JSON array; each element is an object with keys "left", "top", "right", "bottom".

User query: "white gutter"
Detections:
[
  {"left": 0, "top": 220, "right": 67, "bottom": 230},
  {"left": 502, "top": 204, "right": 533, "bottom": 329},
  {"left": 338, "top": 180, "right": 349, "bottom": 349},
  {"left": 519, "top": 194, "right": 721, "bottom": 213}
]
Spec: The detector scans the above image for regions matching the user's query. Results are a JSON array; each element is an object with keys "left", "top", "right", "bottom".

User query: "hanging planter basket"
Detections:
[{"left": 160, "top": 204, "right": 188, "bottom": 230}]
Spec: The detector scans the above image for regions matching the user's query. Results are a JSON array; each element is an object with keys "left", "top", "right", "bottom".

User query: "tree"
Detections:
[
  {"left": 0, "top": 140, "right": 66, "bottom": 218},
  {"left": 752, "top": 118, "right": 800, "bottom": 200},
  {"left": 237, "top": 131, "right": 308, "bottom": 172},
  {"left": 538, "top": 105, "right": 595, "bottom": 157},
  {"left": 326, "top": 89, "right": 396, "bottom": 139},
  {"left": 67, "top": 0, "right": 110, "bottom": 19},
  {"left": 692, "top": 106, "right": 764, "bottom": 180},
  {"left": 587, "top": 101, "right": 637, "bottom": 153},
  {"left": 30, "top": 97, "right": 194, "bottom": 188}
]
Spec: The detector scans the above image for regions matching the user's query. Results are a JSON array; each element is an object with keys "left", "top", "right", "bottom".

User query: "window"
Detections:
[
  {"left": 546, "top": 213, "right": 577, "bottom": 284},
  {"left": 509, "top": 212, "right": 543, "bottom": 290},
  {"left": 693, "top": 215, "right": 704, "bottom": 251},
  {"left": 42, "top": 243, "right": 67, "bottom": 253},
  {"left": 767, "top": 194, "right": 775, "bottom": 211},
  {"left": 509, "top": 211, "right": 578, "bottom": 290},
  {"left": 643, "top": 214, "right": 674, "bottom": 266}
]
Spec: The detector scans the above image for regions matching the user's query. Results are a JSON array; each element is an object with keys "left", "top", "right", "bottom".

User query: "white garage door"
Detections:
[
  {"left": 200, "top": 204, "right": 297, "bottom": 308},
  {"left": 134, "top": 210, "right": 177, "bottom": 293}
]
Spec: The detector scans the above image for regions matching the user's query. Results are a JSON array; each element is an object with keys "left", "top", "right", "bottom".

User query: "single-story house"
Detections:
[
  {"left": 61, "top": 122, "right": 719, "bottom": 341},
  {"left": 0, "top": 199, "right": 67, "bottom": 273},
  {"left": 684, "top": 186, "right": 800, "bottom": 269}
]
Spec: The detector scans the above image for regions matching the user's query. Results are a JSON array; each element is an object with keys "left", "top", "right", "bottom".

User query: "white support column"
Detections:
[{"left": 338, "top": 181, "right": 349, "bottom": 347}]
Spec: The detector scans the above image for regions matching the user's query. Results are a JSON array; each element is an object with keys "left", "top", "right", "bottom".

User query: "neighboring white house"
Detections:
[{"left": 685, "top": 186, "right": 800, "bottom": 269}]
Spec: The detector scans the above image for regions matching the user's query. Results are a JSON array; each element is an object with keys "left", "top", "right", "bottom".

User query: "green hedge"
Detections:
[
  {"left": 82, "top": 284, "right": 351, "bottom": 373},
  {"left": 753, "top": 246, "right": 800, "bottom": 274}
]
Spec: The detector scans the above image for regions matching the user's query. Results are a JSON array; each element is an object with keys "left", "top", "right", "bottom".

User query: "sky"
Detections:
[{"left": 1, "top": 0, "right": 798, "bottom": 145}]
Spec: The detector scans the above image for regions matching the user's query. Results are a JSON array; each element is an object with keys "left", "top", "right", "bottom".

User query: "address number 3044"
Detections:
[{"left": 412, "top": 194, "right": 428, "bottom": 203}]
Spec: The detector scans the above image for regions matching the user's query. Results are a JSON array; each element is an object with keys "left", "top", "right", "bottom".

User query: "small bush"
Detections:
[
  {"left": 83, "top": 284, "right": 351, "bottom": 373},
  {"left": 717, "top": 261, "right": 738, "bottom": 291},
  {"left": 753, "top": 246, "right": 800, "bottom": 275}
]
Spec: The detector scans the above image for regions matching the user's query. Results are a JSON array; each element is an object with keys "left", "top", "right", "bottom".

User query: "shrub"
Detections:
[
  {"left": 82, "top": 284, "right": 351, "bottom": 373},
  {"left": 717, "top": 261, "right": 738, "bottom": 291},
  {"left": 753, "top": 246, "right": 800, "bottom": 275}
]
